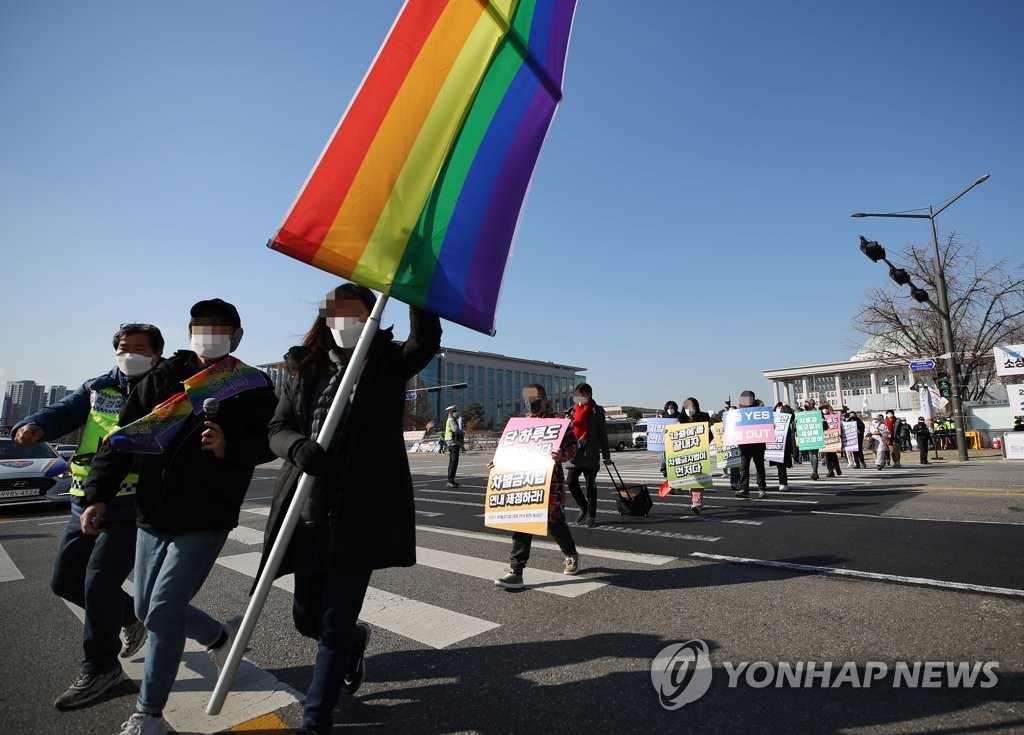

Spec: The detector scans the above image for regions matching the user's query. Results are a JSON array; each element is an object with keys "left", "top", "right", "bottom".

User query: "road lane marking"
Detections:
[
  {"left": 808, "top": 510, "right": 1024, "bottom": 526},
  {"left": 590, "top": 525, "right": 721, "bottom": 542},
  {"left": 417, "top": 525, "right": 676, "bottom": 565},
  {"left": 689, "top": 552, "right": 1024, "bottom": 598},
  {"left": 241, "top": 507, "right": 271, "bottom": 516},
  {"left": 413, "top": 547, "right": 605, "bottom": 598},
  {"left": 0, "top": 543, "right": 25, "bottom": 582},
  {"left": 216, "top": 552, "right": 500, "bottom": 649}
]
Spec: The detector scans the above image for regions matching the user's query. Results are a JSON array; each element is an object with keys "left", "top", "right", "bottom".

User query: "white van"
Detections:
[{"left": 632, "top": 420, "right": 648, "bottom": 449}]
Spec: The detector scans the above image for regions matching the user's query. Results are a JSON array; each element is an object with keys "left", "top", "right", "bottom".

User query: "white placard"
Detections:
[{"left": 994, "top": 344, "right": 1024, "bottom": 377}]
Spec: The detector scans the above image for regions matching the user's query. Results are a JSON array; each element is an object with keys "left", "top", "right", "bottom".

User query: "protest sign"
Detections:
[
  {"left": 795, "top": 410, "right": 825, "bottom": 449},
  {"left": 484, "top": 417, "right": 570, "bottom": 536},
  {"left": 821, "top": 412, "right": 843, "bottom": 453},
  {"left": 664, "top": 423, "right": 713, "bottom": 489},
  {"left": 713, "top": 423, "right": 742, "bottom": 469},
  {"left": 645, "top": 418, "right": 678, "bottom": 452},
  {"left": 842, "top": 421, "right": 859, "bottom": 452},
  {"left": 723, "top": 407, "right": 775, "bottom": 445},
  {"left": 764, "top": 412, "right": 793, "bottom": 464}
]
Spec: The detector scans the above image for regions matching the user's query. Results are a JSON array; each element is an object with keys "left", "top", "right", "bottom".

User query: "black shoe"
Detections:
[
  {"left": 575, "top": 509, "right": 588, "bottom": 525},
  {"left": 810, "top": 473, "right": 819, "bottom": 481},
  {"left": 342, "top": 623, "right": 370, "bottom": 695},
  {"left": 827, "top": 472, "right": 835, "bottom": 478},
  {"left": 734, "top": 490, "right": 749, "bottom": 498},
  {"left": 446, "top": 481, "right": 459, "bottom": 488},
  {"left": 583, "top": 516, "right": 596, "bottom": 528},
  {"left": 836, "top": 469, "right": 842, "bottom": 476}
]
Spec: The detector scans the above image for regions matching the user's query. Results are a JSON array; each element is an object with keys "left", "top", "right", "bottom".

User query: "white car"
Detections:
[{"left": 0, "top": 438, "right": 73, "bottom": 506}]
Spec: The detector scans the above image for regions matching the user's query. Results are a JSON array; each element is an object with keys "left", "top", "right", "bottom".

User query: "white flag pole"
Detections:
[{"left": 207, "top": 289, "right": 390, "bottom": 715}]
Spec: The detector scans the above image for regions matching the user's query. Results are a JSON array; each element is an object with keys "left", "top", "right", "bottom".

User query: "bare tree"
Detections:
[{"left": 852, "top": 233, "right": 1024, "bottom": 401}]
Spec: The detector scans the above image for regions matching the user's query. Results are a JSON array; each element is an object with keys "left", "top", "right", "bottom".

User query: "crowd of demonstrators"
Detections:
[
  {"left": 566, "top": 383, "right": 612, "bottom": 528},
  {"left": 12, "top": 323, "right": 165, "bottom": 710},
  {"left": 80, "top": 299, "right": 278, "bottom": 735},
  {"left": 256, "top": 283, "right": 441, "bottom": 734},
  {"left": 493, "top": 383, "right": 580, "bottom": 589}
]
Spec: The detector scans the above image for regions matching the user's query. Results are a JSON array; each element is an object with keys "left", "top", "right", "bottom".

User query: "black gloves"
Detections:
[{"left": 291, "top": 439, "right": 330, "bottom": 477}]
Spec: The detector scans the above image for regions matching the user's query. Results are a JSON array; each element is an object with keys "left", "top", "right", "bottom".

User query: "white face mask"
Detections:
[
  {"left": 327, "top": 316, "right": 364, "bottom": 348},
  {"left": 573, "top": 396, "right": 587, "bottom": 406},
  {"left": 685, "top": 408, "right": 696, "bottom": 417},
  {"left": 116, "top": 352, "right": 155, "bottom": 377},
  {"left": 190, "top": 332, "right": 233, "bottom": 359}
]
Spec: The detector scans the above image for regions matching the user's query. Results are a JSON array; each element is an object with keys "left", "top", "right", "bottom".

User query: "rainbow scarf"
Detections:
[
  {"left": 107, "top": 357, "right": 267, "bottom": 454},
  {"left": 269, "top": 0, "right": 577, "bottom": 335}
]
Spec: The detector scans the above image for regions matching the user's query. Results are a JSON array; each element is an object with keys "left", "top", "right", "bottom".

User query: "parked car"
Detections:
[
  {"left": 54, "top": 444, "right": 78, "bottom": 461},
  {"left": 632, "top": 420, "right": 648, "bottom": 449},
  {"left": 0, "top": 438, "right": 73, "bottom": 506}
]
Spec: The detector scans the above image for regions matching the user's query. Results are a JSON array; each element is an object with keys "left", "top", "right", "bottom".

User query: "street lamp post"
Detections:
[{"left": 852, "top": 174, "right": 989, "bottom": 462}]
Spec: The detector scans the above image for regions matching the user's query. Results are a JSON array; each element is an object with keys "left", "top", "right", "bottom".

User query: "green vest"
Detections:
[{"left": 70, "top": 386, "right": 138, "bottom": 498}]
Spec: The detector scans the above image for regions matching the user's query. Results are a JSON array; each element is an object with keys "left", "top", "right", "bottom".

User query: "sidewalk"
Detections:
[{"left": 928, "top": 447, "right": 1007, "bottom": 463}]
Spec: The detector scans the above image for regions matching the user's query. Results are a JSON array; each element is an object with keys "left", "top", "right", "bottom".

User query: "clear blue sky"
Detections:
[{"left": 2, "top": 1, "right": 1021, "bottom": 411}]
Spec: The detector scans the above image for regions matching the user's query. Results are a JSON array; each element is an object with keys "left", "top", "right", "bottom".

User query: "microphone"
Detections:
[{"left": 203, "top": 398, "right": 220, "bottom": 421}]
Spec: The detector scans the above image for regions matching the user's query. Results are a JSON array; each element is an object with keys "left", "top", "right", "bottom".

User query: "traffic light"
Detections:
[
  {"left": 910, "top": 286, "right": 931, "bottom": 303},
  {"left": 937, "top": 373, "right": 952, "bottom": 399},
  {"left": 859, "top": 236, "right": 886, "bottom": 262},
  {"left": 888, "top": 265, "right": 911, "bottom": 286}
]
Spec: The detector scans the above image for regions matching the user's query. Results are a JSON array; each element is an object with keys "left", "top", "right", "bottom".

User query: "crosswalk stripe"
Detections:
[
  {"left": 241, "top": 506, "right": 271, "bottom": 516},
  {"left": 228, "top": 526, "right": 264, "bottom": 546},
  {"left": 417, "top": 525, "right": 676, "bottom": 565},
  {"left": 61, "top": 589, "right": 300, "bottom": 734},
  {"left": 216, "top": 552, "right": 500, "bottom": 649},
  {"left": 0, "top": 542, "right": 25, "bottom": 583},
  {"left": 414, "top": 547, "right": 606, "bottom": 598}
]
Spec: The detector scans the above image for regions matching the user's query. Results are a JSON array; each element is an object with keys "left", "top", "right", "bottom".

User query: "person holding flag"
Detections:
[
  {"left": 255, "top": 283, "right": 441, "bottom": 735},
  {"left": 80, "top": 299, "right": 277, "bottom": 735}
]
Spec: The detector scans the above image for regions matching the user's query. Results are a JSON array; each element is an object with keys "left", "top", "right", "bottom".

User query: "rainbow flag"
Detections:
[
  {"left": 182, "top": 356, "right": 269, "bottom": 415},
  {"left": 107, "top": 392, "right": 193, "bottom": 454},
  {"left": 268, "top": 0, "right": 577, "bottom": 335}
]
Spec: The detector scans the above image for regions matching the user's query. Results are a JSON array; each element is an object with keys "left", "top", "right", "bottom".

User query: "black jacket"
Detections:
[
  {"left": 258, "top": 308, "right": 441, "bottom": 580},
  {"left": 569, "top": 400, "right": 611, "bottom": 471},
  {"left": 84, "top": 351, "right": 277, "bottom": 533}
]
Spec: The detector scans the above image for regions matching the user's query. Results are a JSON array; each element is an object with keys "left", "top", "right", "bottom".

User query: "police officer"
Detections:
[
  {"left": 13, "top": 323, "right": 164, "bottom": 709},
  {"left": 444, "top": 405, "right": 464, "bottom": 487}
]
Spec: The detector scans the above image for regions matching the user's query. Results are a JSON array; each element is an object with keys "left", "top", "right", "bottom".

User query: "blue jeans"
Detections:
[
  {"left": 50, "top": 498, "right": 138, "bottom": 675},
  {"left": 133, "top": 528, "right": 228, "bottom": 714},
  {"left": 291, "top": 528, "right": 372, "bottom": 731}
]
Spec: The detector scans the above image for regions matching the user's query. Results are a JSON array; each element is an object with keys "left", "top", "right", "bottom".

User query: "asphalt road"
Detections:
[{"left": 1, "top": 449, "right": 1022, "bottom": 734}]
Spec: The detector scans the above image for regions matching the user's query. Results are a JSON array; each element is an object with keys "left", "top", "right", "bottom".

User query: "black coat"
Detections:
[
  {"left": 84, "top": 351, "right": 277, "bottom": 533},
  {"left": 258, "top": 309, "right": 441, "bottom": 580},
  {"left": 569, "top": 401, "right": 611, "bottom": 471}
]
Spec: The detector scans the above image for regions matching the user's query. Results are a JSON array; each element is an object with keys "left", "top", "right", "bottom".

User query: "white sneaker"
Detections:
[
  {"left": 208, "top": 615, "right": 245, "bottom": 674},
  {"left": 117, "top": 712, "right": 170, "bottom": 735},
  {"left": 778, "top": 484, "right": 789, "bottom": 492}
]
